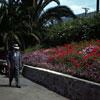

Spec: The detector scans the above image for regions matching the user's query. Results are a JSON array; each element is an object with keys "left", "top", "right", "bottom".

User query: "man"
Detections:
[{"left": 7, "top": 44, "right": 22, "bottom": 88}]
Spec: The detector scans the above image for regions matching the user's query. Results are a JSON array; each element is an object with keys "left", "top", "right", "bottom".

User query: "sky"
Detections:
[
  {"left": 0, "top": 0, "right": 99, "bottom": 15},
  {"left": 46, "top": 0, "right": 99, "bottom": 14}
]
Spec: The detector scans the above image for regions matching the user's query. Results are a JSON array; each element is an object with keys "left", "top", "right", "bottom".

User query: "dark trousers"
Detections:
[{"left": 9, "top": 67, "right": 20, "bottom": 86}]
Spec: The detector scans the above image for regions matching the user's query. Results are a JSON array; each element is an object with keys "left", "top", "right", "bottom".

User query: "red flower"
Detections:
[
  {"left": 72, "top": 59, "right": 76, "bottom": 63},
  {"left": 76, "top": 63, "right": 81, "bottom": 67},
  {"left": 84, "top": 55, "right": 89, "bottom": 58},
  {"left": 88, "top": 61, "right": 91, "bottom": 64},
  {"left": 93, "top": 59, "right": 96, "bottom": 61},
  {"left": 68, "top": 58, "right": 71, "bottom": 62},
  {"left": 85, "top": 63, "right": 89, "bottom": 67},
  {"left": 49, "top": 60, "right": 53, "bottom": 63},
  {"left": 97, "top": 53, "right": 100, "bottom": 58}
]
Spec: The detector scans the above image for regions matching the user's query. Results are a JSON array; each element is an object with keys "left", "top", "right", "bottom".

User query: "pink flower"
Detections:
[{"left": 44, "top": 49, "right": 52, "bottom": 53}]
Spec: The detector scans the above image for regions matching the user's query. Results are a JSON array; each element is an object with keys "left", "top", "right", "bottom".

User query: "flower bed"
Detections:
[{"left": 22, "top": 39, "right": 100, "bottom": 83}]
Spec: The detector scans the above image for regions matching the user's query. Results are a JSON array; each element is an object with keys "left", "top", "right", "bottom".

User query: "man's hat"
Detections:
[{"left": 13, "top": 44, "right": 20, "bottom": 49}]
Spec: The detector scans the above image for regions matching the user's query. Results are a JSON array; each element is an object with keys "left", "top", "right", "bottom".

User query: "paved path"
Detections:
[{"left": 0, "top": 75, "right": 70, "bottom": 100}]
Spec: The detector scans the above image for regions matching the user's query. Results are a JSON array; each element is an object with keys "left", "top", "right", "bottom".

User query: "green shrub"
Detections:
[
  {"left": 23, "top": 44, "right": 44, "bottom": 54},
  {"left": 43, "top": 14, "right": 100, "bottom": 47}
]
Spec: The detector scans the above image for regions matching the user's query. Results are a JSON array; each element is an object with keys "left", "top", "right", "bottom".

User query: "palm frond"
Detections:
[
  {"left": 42, "top": 0, "right": 60, "bottom": 8},
  {"left": 0, "top": 11, "right": 5, "bottom": 23},
  {"left": 45, "top": 6, "right": 77, "bottom": 18},
  {"left": 36, "top": 0, "right": 60, "bottom": 21},
  {"left": 15, "top": 5, "right": 20, "bottom": 12},
  {"left": 0, "top": 0, "right": 8, "bottom": 5},
  {"left": 12, "top": 33, "right": 22, "bottom": 46},
  {"left": 3, "top": 32, "right": 9, "bottom": 43},
  {"left": 8, "top": 0, "right": 13, "bottom": 5},
  {"left": 39, "top": 13, "right": 62, "bottom": 27},
  {"left": 3, "top": 32, "right": 9, "bottom": 50},
  {"left": 33, "top": 0, "right": 37, "bottom": 9},
  {"left": 38, "top": 6, "right": 77, "bottom": 27},
  {"left": 15, "top": 0, "right": 20, "bottom": 4},
  {"left": 17, "top": 32, "right": 25, "bottom": 49},
  {"left": 31, "top": 33, "right": 40, "bottom": 43}
]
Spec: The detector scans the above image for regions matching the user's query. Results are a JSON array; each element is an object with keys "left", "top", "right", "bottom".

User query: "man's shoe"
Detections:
[{"left": 16, "top": 85, "right": 21, "bottom": 88}]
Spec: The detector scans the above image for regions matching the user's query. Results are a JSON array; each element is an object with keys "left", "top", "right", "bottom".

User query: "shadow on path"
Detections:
[{"left": 0, "top": 84, "right": 15, "bottom": 88}]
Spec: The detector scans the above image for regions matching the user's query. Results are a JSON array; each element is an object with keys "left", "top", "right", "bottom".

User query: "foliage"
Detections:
[
  {"left": 23, "top": 44, "right": 44, "bottom": 54},
  {"left": 21, "top": 0, "right": 76, "bottom": 46},
  {"left": 0, "top": 0, "right": 76, "bottom": 50},
  {"left": 43, "top": 14, "right": 100, "bottom": 47},
  {"left": 0, "top": 0, "right": 25, "bottom": 50}
]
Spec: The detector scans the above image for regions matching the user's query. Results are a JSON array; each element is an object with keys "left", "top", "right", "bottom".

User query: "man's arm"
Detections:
[
  {"left": 19, "top": 52, "right": 22, "bottom": 70},
  {"left": 6, "top": 52, "right": 11, "bottom": 70}
]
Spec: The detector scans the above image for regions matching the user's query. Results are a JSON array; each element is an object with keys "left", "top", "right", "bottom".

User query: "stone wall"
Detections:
[{"left": 22, "top": 65, "right": 100, "bottom": 100}]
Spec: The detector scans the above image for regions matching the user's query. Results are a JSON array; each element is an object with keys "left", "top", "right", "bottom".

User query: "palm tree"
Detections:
[
  {"left": 0, "top": 0, "right": 77, "bottom": 50},
  {"left": 22, "top": 0, "right": 76, "bottom": 26},
  {"left": 22, "top": 0, "right": 60, "bottom": 7},
  {"left": 0, "top": 0, "right": 25, "bottom": 51},
  {"left": 0, "top": 0, "right": 40, "bottom": 50},
  {"left": 21, "top": 0, "right": 33, "bottom": 7},
  {"left": 0, "top": 0, "right": 20, "bottom": 5},
  {"left": 21, "top": 0, "right": 77, "bottom": 42}
]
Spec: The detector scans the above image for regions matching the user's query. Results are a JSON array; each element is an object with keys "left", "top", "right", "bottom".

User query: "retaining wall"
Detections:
[{"left": 22, "top": 65, "right": 100, "bottom": 100}]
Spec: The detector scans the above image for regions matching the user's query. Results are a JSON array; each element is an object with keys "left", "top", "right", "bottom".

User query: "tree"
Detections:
[
  {"left": 0, "top": 0, "right": 25, "bottom": 51},
  {"left": 0, "top": 0, "right": 77, "bottom": 50},
  {"left": 21, "top": 0, "right": 77, "bottom": 42},
  {"left": 0, "top": 0, "right": 40, "bottom": 49}
]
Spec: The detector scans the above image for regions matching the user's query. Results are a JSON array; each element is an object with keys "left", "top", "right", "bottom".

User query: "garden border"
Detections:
[{"left": 22, "top": 65, "right": 100, "bottom": 100}]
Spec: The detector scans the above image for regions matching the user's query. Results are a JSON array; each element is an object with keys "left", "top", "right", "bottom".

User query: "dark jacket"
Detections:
[{"left": 7, "top": 50, "right": 22, "bottom": 69}]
